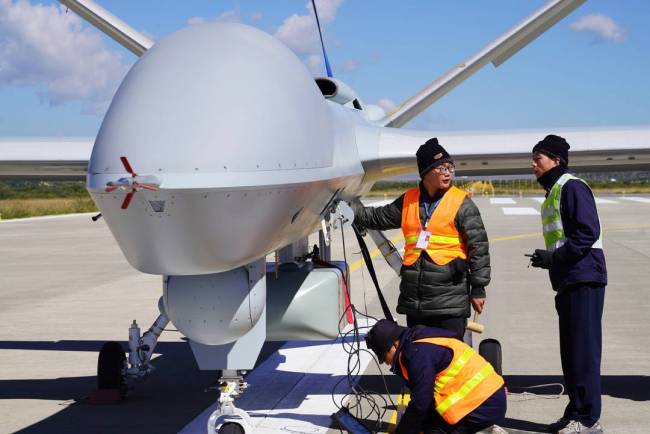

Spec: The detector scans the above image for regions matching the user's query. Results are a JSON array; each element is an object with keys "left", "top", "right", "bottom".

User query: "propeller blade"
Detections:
[
  {"left": 121, "top": 191, "right": 135, "bottom": 209},
  {"left": 120, "top": 156, "right": 136, "bottom": 175}
]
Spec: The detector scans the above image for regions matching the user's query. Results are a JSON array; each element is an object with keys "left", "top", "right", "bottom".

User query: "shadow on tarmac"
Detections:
[
  {"left": 0, "top": 340, "right": 218, "bottom": 434},
  {"left": 505, "top": 374, "right": 650, "bottom": 402}
]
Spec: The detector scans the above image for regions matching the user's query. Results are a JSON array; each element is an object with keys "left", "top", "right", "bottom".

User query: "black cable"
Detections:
[
  {"left": 352, "top": 225, "right": 394, "bottom": 322},
  {"left": 329, "top": 292, "right": 396, "bottom": 432},
  {"left": 327, "top": 212, "right": 398, "bottom": 433}
]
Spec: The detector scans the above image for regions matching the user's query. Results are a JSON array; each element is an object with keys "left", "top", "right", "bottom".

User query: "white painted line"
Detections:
[
  {"left": 620, "top": 197, "right": 650, "bottom": 204},
  {"left": 0, "top": 212, "right": 96, "bottom": 224},
  {"left": 490, "top": 198, "right": 516, "bottom": 205},
  {"left": 364, "top": 199, "right": 393, "bottom": 207},
  {"left": 530, "top": 197, "right": 545, "bottom": 204},
  {"left": 179, "top": 321, "right": 376, "bottom": 434},
  {"left": 595, "top": 198, "right": 618, "bottom": 204},
  {"left": 502, "top": 207, "right": 540, "bottom": 216}
]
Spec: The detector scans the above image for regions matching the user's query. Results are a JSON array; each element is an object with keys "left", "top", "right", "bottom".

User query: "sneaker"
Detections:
[
  {"left": 558, "top": 420, "right": 603, "bottom": 434},
  {"left": 547, "top": 417, "right": 570, "bottom": 432},
  {"left": 490, "top": 425, "right": 509, "bottom": 434}
]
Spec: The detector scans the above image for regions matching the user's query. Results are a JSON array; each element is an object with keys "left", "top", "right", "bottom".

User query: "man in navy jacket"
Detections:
[
  {"left": 530, "top": 135, "right": 607, "bottom": 434},
  {"left": 365, "top": 320, "right": 506, "bottom": 434}
]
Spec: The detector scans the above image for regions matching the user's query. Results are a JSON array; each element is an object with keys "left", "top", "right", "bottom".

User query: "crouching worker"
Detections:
[{"left": 366, "top": 319, "right": 507, "bottom": 434}]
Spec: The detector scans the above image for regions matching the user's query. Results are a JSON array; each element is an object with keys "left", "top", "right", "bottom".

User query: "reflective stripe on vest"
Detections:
[
  {"left": 540, "top": 173, "right": 603, "bottom": 251},
  {"left": 398, "top": 337, "right": 504, "bottom": 425},
  {"left": 401, "top": 186, "right": 468, "bottom": 266}
]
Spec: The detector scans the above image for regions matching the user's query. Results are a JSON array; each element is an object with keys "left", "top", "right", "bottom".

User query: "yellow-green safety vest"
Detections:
[{"left": 541, "top": 173, "right": 603, "bottom": 252}]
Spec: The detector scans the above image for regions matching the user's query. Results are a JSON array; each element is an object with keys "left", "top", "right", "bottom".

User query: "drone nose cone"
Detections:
[
  {"left": 89, "top": 21, "right": 334, "bottom": 181},
  {"left": 87, "top": 22, "right": 338, "bottom": 275}
]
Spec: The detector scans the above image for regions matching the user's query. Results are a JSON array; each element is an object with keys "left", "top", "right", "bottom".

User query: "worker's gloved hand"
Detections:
[
  {"left": 352, "top": 220, "right": 367, "bottom": 237},
  {"left": 348, "top": 201, "right": 367, "bottom": 236},
  {"left": 531, "top": 249, "right": 553, "bottom": 269}
]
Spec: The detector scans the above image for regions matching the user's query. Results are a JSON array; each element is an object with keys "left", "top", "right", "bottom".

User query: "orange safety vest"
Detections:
[
  {"left": 398, "top": 337, "right": 504, "bottom": 425},
  {"left": 402, "top": 186, "right": 468, "bottom": 266}
]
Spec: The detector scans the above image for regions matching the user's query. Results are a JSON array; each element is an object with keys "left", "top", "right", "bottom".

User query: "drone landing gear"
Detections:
[
  {"left": 89, "top": 298, "right": 169, "bottom": 404},
  {"left": 207, "top": 370, "right": 252, "bottom": 434}
]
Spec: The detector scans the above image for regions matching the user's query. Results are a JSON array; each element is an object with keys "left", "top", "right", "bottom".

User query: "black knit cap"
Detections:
[
  {"left": 365, "top": 319, "right": 407, "bottom": 362},
  {"left": 533, "top": 135, "right": 570, "bottom": 165},
  {"left": 416, "top": 138, "right": 453, "bottom": 177}
]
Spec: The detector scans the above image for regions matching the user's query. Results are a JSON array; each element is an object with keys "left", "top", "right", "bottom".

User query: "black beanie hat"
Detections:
[
  {"left": 533, "top": 135, "right": 570, "bottom": 165},
  {"left": 416, "top": 138, "right": 453, "bottom": 177},
  {"left": 365, "top": 319, "right": 407, "bottom": 362}
]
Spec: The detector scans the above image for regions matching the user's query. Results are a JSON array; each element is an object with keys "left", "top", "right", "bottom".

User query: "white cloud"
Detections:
[
  {"left": 377, "top": 98, "right": 397, "bottom": 113},
  {"left": 305, "top": 54, "right": 323, "bottom": 75},
  {"left": 274, "top": 0, "right": 343, "bottom": 56},
  {"left": 339, "top": 59, "right": 359, "bottom": 73},
  {"left": 0, "top": 0, "right": 131, "bottom": 115},
  {"left": 187, "top": 16, "right": 206, "bottom": 25},
  {"left": 569, "top": 14, "right": 627, "bottom": 43},
  {"left": 187, "top": 10, "right": 241, "bottom": 26}
]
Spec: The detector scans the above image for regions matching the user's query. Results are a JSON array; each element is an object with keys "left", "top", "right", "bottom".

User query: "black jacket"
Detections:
[
  {"left": 353, "top": 183, "right": 490, "bottom": 318},
  {"left": 538, "top": 166, "right": 608, "bottom": 290}
]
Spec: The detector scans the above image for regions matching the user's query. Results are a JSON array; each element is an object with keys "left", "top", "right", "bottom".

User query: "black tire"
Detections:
[
  {"left": 97, "top": 341, "right": 126, "bottom": 393},
  {"left": 218, "top": 422, "right": 245, "bottom": 434},
  {"left": 479, "top": 338, "right": 502, "bottom": 376}
]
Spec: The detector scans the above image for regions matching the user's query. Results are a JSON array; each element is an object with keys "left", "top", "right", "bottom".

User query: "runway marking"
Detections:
[
  {"left": 620, "top": 196, "right": 650, "bottom": 204},
  {"left": 501, "top": 207, "right": 539, "bottom": 216},
  {"left": 490, "top": 198, "right": 516, "bottom": 205},
  {"left": 595, "top": 198, "right": 618, "bottom": 204},
  {"left": 349, "top": 230, "right": 554, "bottom": 275},
  {"left": 364, "top": 199, "right": 393, "bottom": 207},
  {"left": 349, "top": 233, "right": 404, "bottom": 273},
  {"left": 531, "top": 197, "right": 619, "bottom": 205},
  {"left": 388, "top": 392, "right": 410, "bottom": 427}
]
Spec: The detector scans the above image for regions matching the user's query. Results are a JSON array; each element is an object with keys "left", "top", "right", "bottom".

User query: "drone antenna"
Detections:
[{"left": 311, "top": 0, "right": 333, "bottom": 78}]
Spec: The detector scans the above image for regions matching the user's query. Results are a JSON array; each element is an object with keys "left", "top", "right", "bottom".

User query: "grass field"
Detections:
[{"left": 0, "top": 197, "right": 97, "bottom": 220}]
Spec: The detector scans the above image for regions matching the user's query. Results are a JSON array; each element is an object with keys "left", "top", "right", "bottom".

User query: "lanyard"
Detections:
[{"left": 423, "top": 201, "right": 437, "bottom": 227}]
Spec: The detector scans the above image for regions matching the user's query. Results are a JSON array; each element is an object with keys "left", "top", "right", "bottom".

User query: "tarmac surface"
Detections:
[{"left": 1, "top": 194, "right": 649, "bottom": 433}]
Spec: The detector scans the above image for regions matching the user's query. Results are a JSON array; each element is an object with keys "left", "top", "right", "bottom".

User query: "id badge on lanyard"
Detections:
[
  {"left": 416, "top": 230, "right": 431, "bottom": 249},
  {"left": 416, "top": 202, "right": 434, "bottom": 249}
]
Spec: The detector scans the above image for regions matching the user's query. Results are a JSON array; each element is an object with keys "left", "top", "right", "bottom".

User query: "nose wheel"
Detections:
[
  {"left": 217, "top": 422, "right": 246, "bottom": 434},
  {"left": 207, "top": 370, "right": 252, "bottom": 434}
]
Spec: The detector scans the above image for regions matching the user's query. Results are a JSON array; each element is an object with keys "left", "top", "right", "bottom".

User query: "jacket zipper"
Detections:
[{"left": 416, "top": 255, "right": 423, "bottom": 315}]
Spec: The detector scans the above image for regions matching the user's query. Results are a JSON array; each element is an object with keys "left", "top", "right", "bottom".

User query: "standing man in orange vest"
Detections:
[
  {"left": 365, "top": 319, "right": 507, "bottom": 434},
  {"left": 352, "top": 138, "right": 490, "bottom": 338}
]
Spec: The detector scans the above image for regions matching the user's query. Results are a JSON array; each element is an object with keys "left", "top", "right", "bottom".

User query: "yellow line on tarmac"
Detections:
[
  {"left": 489, "top": 232, "right": 540, "bottom": 242},
  {"left": 348, "top": 233, "right": 405, "bottom": 273},
  {"left": 349, "top": 223, "right": 650, "bottom": 276},
  {"left": 348, "top": 231, "right": 541, "bottom": 275}
]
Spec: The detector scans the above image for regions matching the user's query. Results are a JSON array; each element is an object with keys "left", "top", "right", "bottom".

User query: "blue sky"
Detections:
[{"left": 0, "top": 0, "right": 648, "bottom": 137}]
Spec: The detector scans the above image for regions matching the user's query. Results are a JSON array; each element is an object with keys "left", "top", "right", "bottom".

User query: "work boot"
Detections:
[
  {"left": 547, "top": 417, "right": 570, "bottom": 432},
  {"left": 557, "top": 420, "right": 603, "bottom": 434}
]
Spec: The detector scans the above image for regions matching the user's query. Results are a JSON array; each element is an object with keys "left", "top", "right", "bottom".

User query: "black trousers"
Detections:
[
  {"left": 555, "top": 283, "right": 605, "bottom": 427},
  {"left": 406, "top": 315, "right": 466, "bottom": 340}
]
